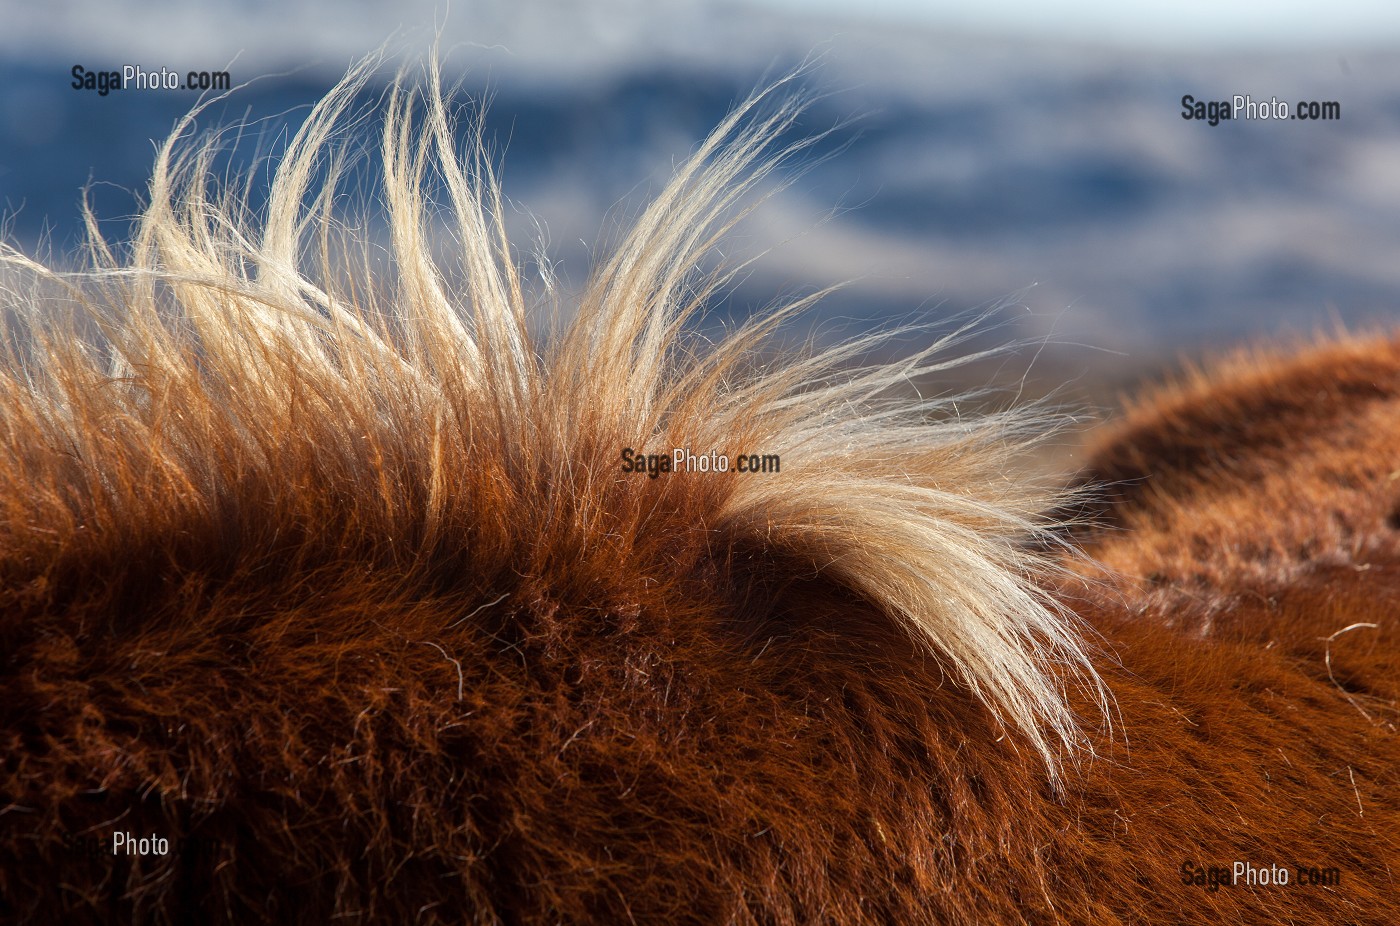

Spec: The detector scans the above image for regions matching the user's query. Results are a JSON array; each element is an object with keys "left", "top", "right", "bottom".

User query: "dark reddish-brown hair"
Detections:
[{"left": 2, "top": 58, "right": 1396, "bottom": 924}]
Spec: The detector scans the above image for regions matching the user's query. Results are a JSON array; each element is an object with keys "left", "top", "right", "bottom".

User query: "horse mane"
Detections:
[
  {"left": 3, "top": 55, "right": 1396, "bottom": 925},
  {"left": 0, "top": 58, "right": 1100, "bottom": 769}
]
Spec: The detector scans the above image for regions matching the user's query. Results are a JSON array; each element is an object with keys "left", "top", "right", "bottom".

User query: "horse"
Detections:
[{"left": 3, "top": 59, "right": 1396, "bottom": 924}]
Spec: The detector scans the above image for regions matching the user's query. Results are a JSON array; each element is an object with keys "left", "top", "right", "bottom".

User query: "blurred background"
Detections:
[{"left": 3, "top": 0, "right": 1400, "bottom": 407}]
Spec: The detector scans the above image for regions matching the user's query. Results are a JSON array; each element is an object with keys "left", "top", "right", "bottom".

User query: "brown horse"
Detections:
[{"left": 3, "top": 61, "right": 1396, "bottom": 924}]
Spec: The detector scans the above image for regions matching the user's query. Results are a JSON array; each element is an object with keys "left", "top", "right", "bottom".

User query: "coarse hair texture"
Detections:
[
  {"left": 9, "top": 51, "right": 1400, "bottom": 926},
  {"left": 0, "top": 59, "right": 1100, "bottom": 769}
]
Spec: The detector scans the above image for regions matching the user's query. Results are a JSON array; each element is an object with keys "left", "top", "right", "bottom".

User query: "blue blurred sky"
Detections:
[
  {"left": 762, "top": 0, "right": 1400, "bottom": 47},
  {"left": 3, "top": 0, "right": 1399, "bottom": 380}
]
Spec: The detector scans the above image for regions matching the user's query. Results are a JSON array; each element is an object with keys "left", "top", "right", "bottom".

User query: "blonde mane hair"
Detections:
[{"left": 1, "top": 58, "right": 1099, "bottom": 774}]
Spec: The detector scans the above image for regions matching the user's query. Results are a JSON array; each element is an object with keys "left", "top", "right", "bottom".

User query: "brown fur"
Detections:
[
  {"left": 2, "top": 62, "right": 1397, "bottom": 923},
  {"left": 1050, "top": 336, "right": 1400, "bottom": 923}
]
